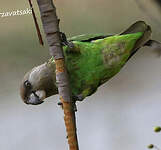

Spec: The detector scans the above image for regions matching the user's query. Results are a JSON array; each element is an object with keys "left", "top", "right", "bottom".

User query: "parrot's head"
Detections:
[{"left": 20, "top": 63, "right": 58, "bottom": 105}]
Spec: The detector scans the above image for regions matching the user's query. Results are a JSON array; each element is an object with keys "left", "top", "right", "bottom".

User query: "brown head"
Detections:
[{"left": 20, "top": 62, "right": 58, "bottom": 105}]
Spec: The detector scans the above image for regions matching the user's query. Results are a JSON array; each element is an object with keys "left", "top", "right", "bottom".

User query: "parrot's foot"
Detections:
[
  {"left": 60, "top": 32, "right": 74, "bottom": 49},
  {"left": 72, "top": 94, "right": 84, "bottom": 101}
]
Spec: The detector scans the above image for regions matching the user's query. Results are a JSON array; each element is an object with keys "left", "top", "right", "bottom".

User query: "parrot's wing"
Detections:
[
  {"left": 68, "top": 33, "right": 112, "bottom": 42},
  {"left": 68, "top": 21, "right": 148, "bottom": 42},
  {"left": 68, "top": 21, "right": 149, "bottom": 42}
]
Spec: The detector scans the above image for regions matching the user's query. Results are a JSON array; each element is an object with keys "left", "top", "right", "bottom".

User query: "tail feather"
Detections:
[
  {"left": 121, "top": 21, "right": 150, "bottom": 35},
  {"left": 121, "top": 21, "right": 152, "bottom": 59}
]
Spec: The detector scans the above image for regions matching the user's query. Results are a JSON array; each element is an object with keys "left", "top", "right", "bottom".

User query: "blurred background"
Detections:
[{"left": 0, "top": 0, "right": 161, "bottom": 150}]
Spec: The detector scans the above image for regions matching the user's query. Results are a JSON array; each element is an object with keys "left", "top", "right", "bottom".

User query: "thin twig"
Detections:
[{"left": 28, "top": 0, "right": 44, "bottom": 46}]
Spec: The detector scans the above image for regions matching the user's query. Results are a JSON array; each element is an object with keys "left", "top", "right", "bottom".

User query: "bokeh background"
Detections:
[{"left": 0, "top": 0, "right": 161, "bottom": 150}]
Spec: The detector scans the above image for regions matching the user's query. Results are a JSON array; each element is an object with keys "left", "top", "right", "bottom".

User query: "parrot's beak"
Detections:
[{"left": 25, "top": 90, "right": 46, "bottom": 105}]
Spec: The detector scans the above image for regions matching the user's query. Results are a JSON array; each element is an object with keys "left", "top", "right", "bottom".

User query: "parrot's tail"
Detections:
[
  {"left": 121, "top": 21, "right": 152, "bottom": 49},
  {"left": 121, "top": 21, "right": 152, "bottom": 60}
]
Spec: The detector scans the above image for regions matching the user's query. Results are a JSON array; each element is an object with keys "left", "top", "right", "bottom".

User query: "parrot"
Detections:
[{"left": 20, "top": 21, "right": 160, "bottom": 105}]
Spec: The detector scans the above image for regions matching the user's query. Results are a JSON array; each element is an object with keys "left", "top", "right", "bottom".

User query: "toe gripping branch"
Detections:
[
  {"left": 48, "top": 31, "right": 74, "bottom": 49},
  {"left": 60, "top": 32, "right": 74, "bottom": 49}
]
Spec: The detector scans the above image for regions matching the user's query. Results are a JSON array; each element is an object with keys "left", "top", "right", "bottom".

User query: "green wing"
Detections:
[
  {"left": 68, "top": 33, "right": 112, "bottom": 42},
  {"left": 68, "top": 21, "right": 150, "bottom": 45}
]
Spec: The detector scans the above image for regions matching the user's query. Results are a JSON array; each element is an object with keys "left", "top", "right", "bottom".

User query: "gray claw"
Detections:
[
  {"left": 60, "top": 32, "right": 74, "bottom": 49},
  {"left": 72, "top": 94, "right": 84, "bottom": 102},
  {"left": 67, "top": 42, "right": 74, "bottom": 49}
]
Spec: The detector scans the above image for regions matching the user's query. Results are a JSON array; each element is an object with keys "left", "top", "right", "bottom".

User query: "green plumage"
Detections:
[
  {"left": 20, "top": 21, "right": 152, "bottom": 105},
  {"left": 62, "top": 32, "right": 143, "bottom": 99},
  {"left": 48, "top": 21, "right": 152, "bottom": 100}
]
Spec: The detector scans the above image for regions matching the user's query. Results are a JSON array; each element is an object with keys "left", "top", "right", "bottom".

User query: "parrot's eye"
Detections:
[{"left": 24, "top": 80, "right": 32, "bottom": 88}]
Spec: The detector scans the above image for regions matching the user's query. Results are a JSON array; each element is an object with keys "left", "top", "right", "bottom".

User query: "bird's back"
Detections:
[{"left": 64, "top": 32, "right": 143, "bottom": 98}]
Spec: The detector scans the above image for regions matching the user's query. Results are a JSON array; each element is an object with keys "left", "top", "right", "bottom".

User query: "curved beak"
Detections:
[{"left": 25, "top": 90, "right": 46, "bottom": 105}]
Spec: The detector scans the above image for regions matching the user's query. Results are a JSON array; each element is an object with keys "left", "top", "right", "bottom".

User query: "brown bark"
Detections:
[{"left": 36, "top": 0, "right": 79, "bottom": 150}]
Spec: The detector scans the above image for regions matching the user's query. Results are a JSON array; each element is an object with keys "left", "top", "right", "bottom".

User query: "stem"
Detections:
[
  {"left": 28, "top": 0, "right": 44, "bottom": 46},
  {"left": 36, "top": 0, "right": 79, "bottom": 149}
]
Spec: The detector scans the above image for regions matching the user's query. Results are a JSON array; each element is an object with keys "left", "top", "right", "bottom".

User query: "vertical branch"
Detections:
[{"left": 36, "top": 0, "right": 79, "bottom": 150}]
